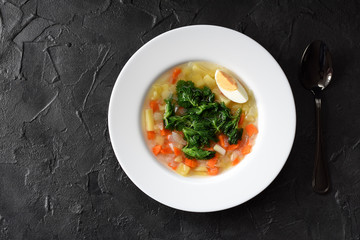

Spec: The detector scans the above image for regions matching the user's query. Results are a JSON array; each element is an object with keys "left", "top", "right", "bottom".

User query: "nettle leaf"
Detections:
[
  {"left": 182, "top": 146, "right": 215, "bottom": 160},
  {"left": 163, "top": 80, "right": 243, "bottom": 159}
]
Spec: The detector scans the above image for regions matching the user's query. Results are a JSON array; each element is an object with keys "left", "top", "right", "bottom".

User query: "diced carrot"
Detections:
[
  {"left": 149, "top": 100, "right": 159, "bottom": 112},
  {"left": 152, "top": 145, "right": 162, "bottom": 155},
  {"left": 161, "top": 146, "right": 173, "bottom": 154},
  {"left": 160, "top": 129, "right": 171, "bottom": 136},
  {"left": 168, "top": 161, "right": 178, "bottom": 170},
  {"left": 227, "top": 140, "right": 241, "bottom": 150},
  {"left": 238, "top": 113, "right": 245, "bottom": 127},
  {"left": 184, "top": 158, "right": 198, "bottom": 168},
  {"left": 232, "top": 157, "right": 240, "bottom": 166},
  {"left": 147, "top": 131, "right": 155, "bottom": 140},
  {"left": 208, "top": 167, "right": 219, "bottom": 176},
  {"left": 241, "top": 143, "right": 252, "bottom": 155},
  {"left": 173, "top": 147, "right": 182, "bottom": 156},
  {"left": 218, "top": 134, "right": 228, "bottom": 149},
  {"left": 207, "top": 158, "right": 217, "bottom": 168},
  {"left": 245, "top": 124, "right": 258, "bottom": 137},
  {"left": 203, "top": 145, "right": 214, "bottom": 151},
  {"left": 171, "top": 67, "right": 182, "bottom": 84},
  {"left": 218, "top": 134, "right": 225, "bottom": 146}
]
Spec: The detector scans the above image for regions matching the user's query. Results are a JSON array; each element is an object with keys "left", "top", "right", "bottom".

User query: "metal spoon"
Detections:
[{"left": 300, "top": 40, "right": 333, "bottom": 194}]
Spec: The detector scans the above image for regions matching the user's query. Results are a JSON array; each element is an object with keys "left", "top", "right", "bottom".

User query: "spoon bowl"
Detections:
[{"left": 301, "top": 40, "right": 333, "bottom": 95}]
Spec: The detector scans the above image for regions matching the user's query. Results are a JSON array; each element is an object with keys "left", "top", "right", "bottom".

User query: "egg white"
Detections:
[{"left": 215, "top": 70, "right": 248, "bottom": 103}]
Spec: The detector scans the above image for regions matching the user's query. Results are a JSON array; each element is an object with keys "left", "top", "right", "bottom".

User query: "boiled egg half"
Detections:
[{"left": 215, "top": 69, "right": 248, "bottom": 103}]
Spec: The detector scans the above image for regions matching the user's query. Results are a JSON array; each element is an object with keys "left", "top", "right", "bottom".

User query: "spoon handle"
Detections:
[{"left": 312, "top": 97, "right": 330, "bottom": 193}]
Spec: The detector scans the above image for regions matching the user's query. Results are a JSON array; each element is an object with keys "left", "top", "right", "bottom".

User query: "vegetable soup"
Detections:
[{"left": 142, "top": 62, "right": 258, "bottom": 176}]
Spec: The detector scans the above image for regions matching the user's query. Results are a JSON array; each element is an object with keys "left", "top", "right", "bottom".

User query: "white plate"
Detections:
[{"left": 108, "top": 25, "right": 296, "bottom": 212}]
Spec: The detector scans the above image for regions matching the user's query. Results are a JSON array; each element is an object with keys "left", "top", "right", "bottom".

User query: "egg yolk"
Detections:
[{"left": 215, "top": 70, "right": 237, "bottom": 91}]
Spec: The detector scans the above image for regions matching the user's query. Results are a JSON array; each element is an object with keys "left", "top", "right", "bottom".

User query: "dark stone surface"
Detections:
[{"left": 0, "top": 0, "right": 359, "bottom": 239}]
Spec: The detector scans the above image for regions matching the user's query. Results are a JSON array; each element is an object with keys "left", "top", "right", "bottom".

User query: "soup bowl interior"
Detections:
[{"left": 108, "top": 25, "right": 296, "bottom": 212}]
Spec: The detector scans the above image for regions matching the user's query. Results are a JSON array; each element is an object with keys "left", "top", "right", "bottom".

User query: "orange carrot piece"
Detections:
[
  {"left": 160, "top": 129, "right": 171, "bottom": 136},
  {"left": 238, "top": 113, "right": 245, "bottom": 127},
  {"left": 171, "top": 67, "right": 182, "bottom": 84},
  {"left": 208, "top": 167, "right": 219, "bottom": 176},
  {"left": 218, "top": 134, "right": 225, "bottom": 146},
  {"left": 152, "top": 145, "right": 162, "bottom": 155},
  {"left": 184, "top": 158, "right": 198, "bottom": 168},
  {"left": 218, "top": 134, "right": 228, "bottom": 149},
  {"left": 241, "top": 144, "right": 252, "bottom": 155},
  {"left": 232, "top": 157, "right": 240, "bottom": 166},
  {"left": 227, "top": 140, "right": 241, "bottom": 150},
  {"left": 207, "top": 158, "right": 217, "bottom": 168},
  {"left": 168, "top": 162, "right": 177, "bottom": 170},
  {"left": 161, "top": 146, "right": 173, "bottom": 154},
  {"left": 147, "top": 131, "right": 155, "bottom": 140},
  {"left": 149, "top": 100, "right": 159, "bottom": 112},
  {"left": 245, "top": 124, "right": 258, "bottom": 137},
  {"left": 173, "top": 147, "right": 182, "bottom": 156},
  {"left": 203, "top": 146, "right": 214, "bottom": 151}
]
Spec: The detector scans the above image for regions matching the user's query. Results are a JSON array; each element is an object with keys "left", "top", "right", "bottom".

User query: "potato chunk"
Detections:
[
  {"left": 176, "top": 163, "right": 190, "bottom": 176},
  {"left": 145, "top": 109, "right": 154, "bottom": 131}
]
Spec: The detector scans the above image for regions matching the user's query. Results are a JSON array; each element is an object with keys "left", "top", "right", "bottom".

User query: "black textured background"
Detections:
[{"left": 0, "top": 0, "right": 359, "bottom": 239}]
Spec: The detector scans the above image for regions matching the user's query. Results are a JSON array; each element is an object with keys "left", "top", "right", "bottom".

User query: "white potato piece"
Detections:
[
  {"left": 145, "top": 109, "right": 154, "bottom": 131},
  {"left": 192, "top": 63, "right": 209, "bottom": 76},
  {"left": 176, "top": 163, "right": 190, "bottom": 176},
  {"left": 203, "top": 75, "right": 217, "bottom": 88},
  {"left": 194, "top": 79, "right": 206, "bottom": 88},
  {"left": 194, "top": 166, "right": 208, "bottom": 172},
  {"left": 174, "top": 156, "right": 183, "bottom": 163},
  {"left": 150, "top": 85, "right": 162, "bottom": 100},
  {"left": 214, "top": 144, "right": 226, "bottom": 155}
]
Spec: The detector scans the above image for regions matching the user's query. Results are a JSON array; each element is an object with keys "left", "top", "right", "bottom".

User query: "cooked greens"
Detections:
[
  {"left": 182, "top": 146, "right": 215, "bottom": 160},
  {"left": 222, "top": 108, "right": 243, "bottom": 145},
  {"left": 163, "top": 80, "right": 243, "bottom": 160}
]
